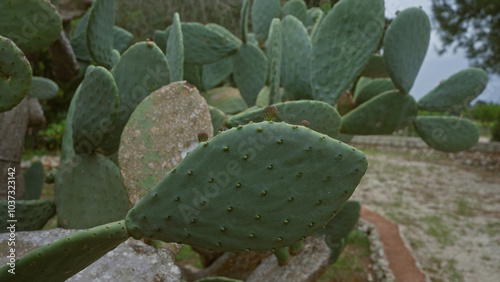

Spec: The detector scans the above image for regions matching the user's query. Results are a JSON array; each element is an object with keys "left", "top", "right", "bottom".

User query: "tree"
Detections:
[{"left": 432, "top": 0, "right": 500, "bottom": 75}]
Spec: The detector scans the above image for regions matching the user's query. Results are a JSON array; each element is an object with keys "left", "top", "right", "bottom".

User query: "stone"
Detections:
[
  {"left": 119, "top": 81, "right": 213, "bottom": 205},
  {"left": 0, "top": 228, "right": 182, "bottom": 281}
]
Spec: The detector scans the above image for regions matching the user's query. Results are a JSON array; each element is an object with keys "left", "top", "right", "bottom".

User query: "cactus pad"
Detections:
[
  {"left": 71, "top": 12, "right": 93, "bottom": 62},
  {"left": 414, "top": 116, "right": 480, "bottom": 152},
  {"left": 0, "top": 220, "right": 129, "bottom": 281},
  {"left": 72, "top": 66, "right": 119, "bottom": 155},
  {"left": 311, "top": 0, "right": 384, "bottom": 104},
  {"left": 341, "top": 90, "right": 417, "bottom": 135},
  {"left": 208, "top": 105, "right": 227, "bottom": 135},
  {"left": 113, "top": 26, "right": 133, "bottom": 54},
  {"left": 86, "top": 0, "right": 116, "bottom": 69},
  {"left": 119, "top": 81, "right": 213, "bottom": 205},
  {"left": 354, "top": 78, "right": 396, "bottom": 106},
  {"left": 228, "top": 100, "right": 342, "bottom": 138},
  {"left": 282, "top": 0, "right": 307, "bottom": 24},
  {"left": 383, "top": 7, "right": 431, "bottom": 94},
  {"left": 27, "top": 77, "right": 59, "bottom": 100},
  {"left": 202, "top": 87, "right": 248, "bottom": 115},
  {"left": 23, "top": 161, "right": 45, "bottom": 200},
  {"left": 266, "top": 19, "right": 283, "bottom": 104},
  {"left": 0, "top": 35, "right": 32, "bottom": 113},
  {"left": 232, "top": 43, "right": 267, "bottom": 106},
  {"left": 251, "top": 0, "right": 281, "bottom": 42},
  {"left": 202, "top": 57, "right": 233, "bottom": 90},
  {"left": 0, "top": 0, "right": 62, "bottom": 54},
  {"left": 417, "top": 68, "right": 488, "bottom": 112},
  {"left": 0, "top": 198, "right": 55, "bottom": 232},
  {"left": 168, "top": 13, "right": 184, "bottom": 82},
  {"left": 360, "top": 54, "right": 390, "bottom": 78},
  {"left": 125, "top": 121, "right": 367, "bottom": 252}
]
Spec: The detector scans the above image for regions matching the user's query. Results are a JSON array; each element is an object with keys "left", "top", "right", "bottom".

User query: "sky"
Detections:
[{"left": 384, "top": 0, "right": 500, "bottom": 104}]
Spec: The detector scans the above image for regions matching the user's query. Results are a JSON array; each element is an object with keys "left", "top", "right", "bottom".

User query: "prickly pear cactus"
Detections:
[
  {"left": 86, "top": 0, "right": 117, "bottom": 69},
  {"left": 0, "top": 198, "right": 55, "bottom": 232},
  {"left": 168, "top": 13, "right": 184, "bottom": 82},
  {"left": 125, "top": 121, "right": 367, "bottom": 252},
  {"left": 27, "top": 77, "right": 59, "bottom": 100},
  {"left": 23, "top": 161, "right": 45, "bottom": 200},
  {"left": 232, "top": 43, "right": 267, "bottom": 106}
]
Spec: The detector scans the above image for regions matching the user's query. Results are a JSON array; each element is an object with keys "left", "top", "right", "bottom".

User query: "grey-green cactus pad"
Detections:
[
  {"left": 414, "top": 116, "right": 480, "bottom": 152},
  {"left": 0, "top": 220, "right": 129, "bottom": 281},
  {"left": 233, "top": 43, "right": 267, "bottom": 106},
  {"left": 341, "top": 90, "right": 417, "bottom": 135},
  {"left": 251, "top": 0, "right": 282, "bottom": 42},
  {"left": 113, "top": 26, "right": 133, "bottom": 53},
  {"left": 310, "top": 0, "right": 384, "bottom": 104},
  {"left": 0, "top": 198, "right": 55, "bottom": 233},
  {"left": 417, "top": 68, "right": 488, "bottom": 112},
  {"left": 202, "top": 57, "right": 233, "bottom": 90},
  {"left": 0, "top": 35, "right": 32, "bottom": 112},
  {"left": 168, "top": 13, "right": 184, "bottom": 82},
  {"left": 228, "top": 100, "right": 342, "bottom": 138},
  {"left": 281, "top": 15, "right": 312, "bottom": 100},
  {"left": 27, "top": 77, "right": 59, "bottom": 100},
  {"left": 87, "top": 0, "right": 116, "bottom": 69},
  {"left": 0, "top": 0, "right": 62, "bottom": 54},
  {"left": 202, "top": 87, "right": 248, "bottom": 115},
  {"left": 209, "top": 105, "right": 227, "bottom": 135},
  {"left": 282, "top": 0, "right": 307, "bottom": 24},
  {"left": 354, "top": 78, "right": 396, "bottom": 106},
  {"left": 360, "top": 54, "right": 390, "bottom": 78},
  {"left": 24, "top": 161, "right": 45, "bottom": 200},
  {"left": 72, "top": 66, "right": 119, "bottom": 155},
  {"left": 383, "top": 7, "right": 431, "bottom": 94},
  {"left": 55, "top": 154, "right": 130, "bottom": 229},
  {"left": 266, "top": 19, "right": 282, "bottom": 104},
  {"left": 71, "top": 12, "right": 93, "bottom": 62},
  {"left": 125, "top": 121, "right": 367, "bottom": 252}
]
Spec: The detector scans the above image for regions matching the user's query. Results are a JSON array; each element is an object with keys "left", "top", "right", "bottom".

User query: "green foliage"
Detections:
[
  {"left": 492, "top": 118, "right": 500, "bottom": 142},
  {"left": 472, "top": 102, "right": 500, "bottom": 123}
]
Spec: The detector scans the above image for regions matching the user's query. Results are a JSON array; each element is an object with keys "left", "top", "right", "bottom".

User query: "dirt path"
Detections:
[{"left": 351, "top": 148, "right": 500, "bottom": 282}]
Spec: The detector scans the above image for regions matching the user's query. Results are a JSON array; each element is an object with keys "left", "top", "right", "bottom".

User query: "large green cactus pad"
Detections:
[
  {"left": 281, "top": 15, "right": 312, "bottom": 100},
  {"left": 354, "top": 78, "right": 396, "bottom": 106},
  {"left": 341, "top": 90, "right": 417, "bottom": 135},
  {"left": 168, "top": 13, "right": 184, "bottom": 82},
  {"left": 0, "top": 35, "right": 32, "bottom": 112},
  {"left": 282, "top": 0, "right": 307, "bottom": 24},
  {"left": 87, "top": 0, "right": 116, "bottom": 69},
  {"left": 311, "top": 0, "right": 385, "bottom": 104},
  {"left": 240, "top": 0, "right": 251, "bottom": 43},
  {"left": 266, "top": 19, "right": 283, "bottom": 104},
  {"left": 60, "top": 85, "right": 81, "bottom": 163},
  {"left": 113, "top": 26, "right": 133, "bottom": 54},
  {"left": 209, "top": 105, "right": 227, "bottom": 135},
  {"left": 206, "top": 24, "right": 242, "bottom": 47},
  {"left": 71, "top": 12, "right": 93, "bottom": 62},
  {"left": 233, "top": 43, "right": 267, "bottom": 106},
  {"left": 125, "top": 121, "right": 367, "bottom": 252},
  {"left": 182, "top": 23, "right": 239, "bottom": 65},
  {"left": 0, "top": 0, "right": 62, "bottom": 54},
  {"left": 72, "top": 66, "right": 119, "bottom": 155},
  {"left": 251, "top": 0, "right": 281, "bottom": 42},
  {"left": 0, "top": 198, "right": 55, "bottom": 233},
  {"left": 0, "top": 220, "right": 129, "bottom": 281},
  {"left": 383, "top": 7, "right": 431, "bottom": 94},
  {"left": 99, "top": 41, "right": 170, "bottom": 155},
  {"left": 55, "top": 154, "right": 130, "bottom": 229},
  {"left": 360, "top": 54, "right": 390, "bottom": 78},
  {"left": 27, "top": 77, "right": 59, "bottom": 100},
  {"left": 417, "top": 68, "right": 488, "bottom": 112},
  {"left": 227, "top": 100, "right": 342, "bottom": 138},
  {"left": 23, "top": 161, "right": 45, "bottom": 200},
  {"left": 202, "top": 57, "right": 233, "bottom": 90},
  {"left": 202, "top": 87, "right": 248, "bottom": 115},
  {"left": 414, "top": 116, "right": 480, "bottom": 152}
]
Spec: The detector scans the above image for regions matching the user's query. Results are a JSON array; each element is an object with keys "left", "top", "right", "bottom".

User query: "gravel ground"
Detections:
[{"left": 351, "top": 147, "right": 500, "bottom": 282}]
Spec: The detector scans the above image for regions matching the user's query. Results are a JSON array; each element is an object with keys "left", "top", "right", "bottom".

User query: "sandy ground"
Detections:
[{"left": 351, "top": 148, "right": 500, "bottom": 282}]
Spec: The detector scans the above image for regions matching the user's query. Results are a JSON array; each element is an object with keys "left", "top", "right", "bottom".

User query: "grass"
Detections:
[
  {"left": 455, "top": 197, "right": 474, "bottom": 217},
  {"left": 420, "top": 215, "right": 455, "bottom": 247}
]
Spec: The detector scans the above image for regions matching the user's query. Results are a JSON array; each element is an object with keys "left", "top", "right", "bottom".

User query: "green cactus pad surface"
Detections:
[
  {"left": 182, "top": 23, "right": 239, "bottom": 65},
  {"left": 60, "top": 85, "right": 81, "bottom": 163},
  {"left": 240, "top": 0, "right": 251, "bottom": 43},
  {"left": 417, "top": 68, "right": 488, "bottom": 112},
  {"left": 72, "top": 66, "right": 119, "bottom": 155},
  {"left": 208, "top": 105, "right": 227, "bottom": 135},
  {"left": 87, "top": 0, "right": 116, "bottom": 69},
  {"left": 360, "top": 54, "right": 390, "bottom": 78},
  {"left": 202, "top": 57, "right": 233, "bottom": 90},
  {"left": 316, "top": 200, "right": 361, "bottom": 263},
  {"left": 306, "top": 7, "right": 323, "bottom": 28},
  {"left": 125, "top": 121, "right": 367, "bottom": 252},
  {"left": 23, "top": 161, "right": 45, "bottom": 200},
  {"left": 354, "top": 78, "right": 396, "bottom": 106},
  {"left": 283, "top": 0, "right": 307, "bottom": 24},
  {"left": 99, "top": 41, "right": 171, "bottom": 155},
  {"left": 341, "top": 90, "right": 417, "bottom": 135},
  {"left": 0, "top": 35, "right": 32, "bottom": 112},
  {"left": 266, "top": 19, "right": 282, "bottom": 104},
  {"left": 274, "top": 247, "right": 290, "bottom": 265},
  {"left": 119, "top": 81, "right": 213, "bottom": 205},
  {"left": 311, "top": 0, "right": 385, "bottom": 105},
  {"left": 168, "top": 13, "right": 184, "bottom": 82},
  {"left": 184, "top": 63, "right": 203, "bottom": 90},
  {"left": 233, "top": 43, "right": 267, "bottom": 106},
  {"left": 281, "top": 15, "right": 312, "bottom": 100},
  {"left": 0, "top": 198, "right": 55, "bottom": 233},
  {"left": 414, "top": 116, "right": 480, "bottom": 152},
  {"left": 0, "top": 0, "right": 62, "bottom": 54},
  {"left": 27, "top": 77, "right": 59, "bottom": 100},
  {"left": 228, "top": 100, "right": 342, "bottom": 138},
  {"left": 0, "top": 220, "right": 129, "bottom": 281},
  {"left": 71, "top": 12, "right": 93, "bottom": 62},
  {"left": 55, "top": 154, "right": 130, "bottom": 229},
  {"left": 383, "top": 7, "right": 431, "bottom": 94},
  {"left": 256, "top": 86, "right": 271, "bottom": 107},
  {"left": 206, "top": 24, "right": 242, "bottom": 47},
  {"left": 153, "top": 29, "right": 168, "bottom": 54},
  {"left": 113, "top": 26, "right": 133, "bottom": 54},
  {"left": 202, "top": 87, "right": 248, "bottom": 115},
  {"left": 251, "top": 0, "right": 281, "bottom": 42}
]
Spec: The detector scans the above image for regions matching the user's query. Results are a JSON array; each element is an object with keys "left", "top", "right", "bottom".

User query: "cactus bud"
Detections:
[
  {"left": 263, "top": 105, "right": 278, "bottom": 121},
  {"left": 301, "top": 120, "right": 310, "bottom": 127},
  {"left": 197, "top": 132, "right": 209, "bottom": 142}
]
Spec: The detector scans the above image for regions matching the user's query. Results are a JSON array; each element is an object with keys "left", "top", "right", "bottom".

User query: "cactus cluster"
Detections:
[{"left": 0, "top": 0, "right": 490, "bottom": 280}]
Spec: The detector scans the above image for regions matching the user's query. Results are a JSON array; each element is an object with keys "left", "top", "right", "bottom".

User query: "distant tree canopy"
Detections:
[{"left": 432, "top": 0, "right": 500, "bottom": 75}]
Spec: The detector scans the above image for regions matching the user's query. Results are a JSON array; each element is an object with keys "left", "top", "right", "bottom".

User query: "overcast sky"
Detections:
[{"left": 384, "top": 0, "right": 500, "bottom": 104}]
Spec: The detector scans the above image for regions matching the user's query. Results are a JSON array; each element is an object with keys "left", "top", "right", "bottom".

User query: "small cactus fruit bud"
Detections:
[
  {"left": 263, "top": 105, "right": 278, "bottom": 121},
  {"left": 301, "top": 120, "right": 310, "bottom": 127},
  {"left": 197, "top": 132, "right": 209, "bottom": 142}
]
